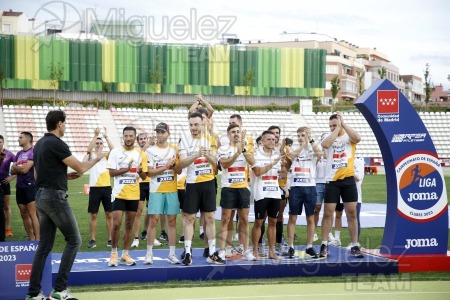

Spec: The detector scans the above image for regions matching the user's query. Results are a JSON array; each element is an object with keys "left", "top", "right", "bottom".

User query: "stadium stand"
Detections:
[{"left": 1, "top": 105, "right": 449, "bottom": 162}]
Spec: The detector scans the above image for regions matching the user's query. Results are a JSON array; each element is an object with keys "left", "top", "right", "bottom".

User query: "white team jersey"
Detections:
[
  {"left": 179, "top": 131, "right": 217, "bottom": 184},
  {"left": 218, "top": 145, "right": 249, "bottom": 189},
  {"left": 290, "top": 145, "right": 317, "bottom": 187},
  {"left": 252, "top": 146, "right": 282, "bottom": 201},
  {"left": 146, "top": 144, "right": 179, "bottom": 193},
  {"left": 315, "top": 157, "right": 327, "bottom": 184},
  {"left": 107, "top": 146, "right": 147, "bottom": 200},
  {"left": 88, "top": 153, "right": 111, "bottom": 187}
]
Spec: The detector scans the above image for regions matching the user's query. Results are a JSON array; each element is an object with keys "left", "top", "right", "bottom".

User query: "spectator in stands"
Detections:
[
  {"left": 178, "top": 112, "right": 223, "bottom": 265},
  {"left": 143, "top": 122, "right": 182, "bottom": 265},
  {"left": 251, "top": 130, "right": 284, "bottom": 260},
  {"left": 285, "top": 127, "right": 321, "bottom": 258},
  {"left": 319, "top": 112, "right": 363, "bottom": 258},
  {"left": 0, "top": 135, "right": 16, "bottom": 237},
  {"left": 83, "top": 127, "right": 114, "bottom": 249},
  {"left": 107, "top": 126, "right": 148, "bottom": 267},
  {"left": 131, "top": 133, "right": 163, "bottom": 248},
  {"left": 26, "top": 110, "right": 105, "bottom": 300},
  {"left": 218, "top": 123, "right": 256, "bottom": 261},
  {"left": 11, "top": 132, "right": 39, "bottom": 241}
]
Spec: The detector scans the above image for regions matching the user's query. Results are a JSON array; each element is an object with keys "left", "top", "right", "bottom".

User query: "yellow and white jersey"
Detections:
[
  {"left": 147, "top": 144, "right": 179, "bottom": 193},
  {"left": 218, "top": 145, "right": 250, "bottom": 189},
  {"left": 252, "top": 146, "right": 282, "bottom": 201},
  {"left": 88, "top": 152, "right": 111, "bottom": 187},
  {"left": 177, "top": 168, "right": 187, "bottom": 190},
  {"left": 107, "top": 146, "right": 148, "bottom": 200},
  {"left": 289, "top": 144, "right": 317, "bottom": 187},
  {"left": 179, "top": 131, "right": 217, "bottom": 184},
  {"left": 324, "top": 133, "right": 356, "bottom": 181}
]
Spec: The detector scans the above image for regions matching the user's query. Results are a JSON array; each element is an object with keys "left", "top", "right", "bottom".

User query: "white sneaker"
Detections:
[
  {"left": 235, "top": 244, "right": 244, "bottom": 255},
  {"left": 313, "top": 233, "right": 318, "bottom": 241},
  {"left": 153, "top": 239, "right": 162, "bottom": 246},
  {"left": 144, "top": 252, "right": 153, "bottom": 265},
  {"left": 328, "top": 233, "right": 335, "bottom": 243},
  {"left": 131, "top": 238, "right": 139, "bottom": 248},
  {"left": 26, "top": 292, "right": 47, "bottom": 300},
  {"left": 232, "top": 232, "right": 239, "bottom": 242},
  {"left": 50, "top": 288, "right": 76, "bottom": 300},
  {"left": 168, "top": 253, "right": 181, "bottom": 264},
  {"left": 218, "top": 250, "right": 226, "bottom": 260},
  {"left": 225, "top": 246, "right": 233, "bottom": 258},
  {"left": 330, "top": 238, "right": 341, "bottom": 246},
  {"left": 244, "top": 251, "right": 257, "bottom": 261}
]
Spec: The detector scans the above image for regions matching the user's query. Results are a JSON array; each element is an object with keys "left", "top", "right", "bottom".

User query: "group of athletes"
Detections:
[{"left": 82, "top": 95, "right": 365, "bottom": 269}]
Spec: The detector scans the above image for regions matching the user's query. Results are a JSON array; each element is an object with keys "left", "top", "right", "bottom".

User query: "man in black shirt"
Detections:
[{"left": 26, "top": 110, "right": 105, "bottom": 300}]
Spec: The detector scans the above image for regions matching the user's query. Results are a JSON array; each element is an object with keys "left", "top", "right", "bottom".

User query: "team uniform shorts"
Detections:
[
  {"left": 324, "top": 176, "right": 358, "bottom": 204},
  {"left": 184, "top": 179, "right": 216, "bottom": 214},
  {"left": 148, "top": 192, "right": 180, "bottom": 215},
  {"left": 88, "top": 186, "right": 112, "bottom": 213},
  {"left": 16, "top": 186, "right": 36, "bottom": 205},
  {"left": 220, "top": 187, "right": 250, "bottom": 210},
  {"left": 254, "top": 198, "right": 280, "bottom": 219},
  {"left": 288, "top": 186, "right": 317, "bottom": 216},
  {"left": 112, "top": 198, "right": 139, "bottom": 212}
]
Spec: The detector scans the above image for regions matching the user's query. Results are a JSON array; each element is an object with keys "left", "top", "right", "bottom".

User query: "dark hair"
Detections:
[
  {"left": 123, "top": 126, "right": 137, "bottom": 134},
  {"left": 227, "top": 123, "right": 240, "bottom": 132},
  {"left": 256, "top": 135, "right": 262, "bottom": 144},
  {"left": 96, "top": 137, "right": 103, "bottom": 141},
  {"left": 229, "top": 114, "right": 242, "bottom": 122},
  {"left": 188, "top": 111, "right": 203, "bottom": 120},
  {"left": 284, "top": 137, "right": 293, "bottom": 146},
  {"left": 268, "top": 125, "right": 281, "bottom": 134},
  {"left": 196, "top": 107, "right": 209, "bottom": 117},
  {"left": 137, "top": 133, "right": 147, "bottom": 141},
  {"left": 46, "top": 110, "right": 66, "bottom": 131},
  {"left": 21, "top": 131, "right": 33, "bottom": 144},
  {"left": 0, "top": 135, "right": 3, "bottom": 141},
  {"left": 261, "top": 130, "right": 275, "bottom": 137},
  {"left": 329, "top": 114, "right": 338, "bottom": 120}
]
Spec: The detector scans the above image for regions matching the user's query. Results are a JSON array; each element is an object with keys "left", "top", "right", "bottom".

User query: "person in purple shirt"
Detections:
[
  {"left": 0, "top": 135, "right": 16, "bottom": 237},
  {"left": 11, "top": 132, "right": 39, "bottom": 241}
]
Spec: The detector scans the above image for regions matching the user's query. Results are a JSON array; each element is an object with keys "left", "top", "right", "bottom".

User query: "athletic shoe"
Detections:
[
  {"left": 288, "top": 246, "right": 295, "bottom": 258},
  {"left": 182, "top": 253, "right": 192, "bottom": 266},
  {"left": 313, "top": 233, "right": 318, "bottom": 242},
  {"left": 5, "top": 228, "right": 13, "bottom": 237},
  {"left": 49, "top": 289, "right": 77, "bottom": 300},
  {"left": 218, "top": 250, "right": 226, "bottom": 260},
  {"left": 144, "top": 252, "right": 153, "bottom": 265},
  {"left": 328, "top": 233, "right": 335, "bottom": 243},
  {"left": 207, "top": 251, "right": 226, "bottom": 265},
  {"left": 319, "top": 244, "right": 329, "bottom": 258},
  {"left": 120, "top": 254, "right": 136, "bottom": 266},
  {"left": 350, "top": 246, "right": 364, "bottom": 258},
  {"left": 108, "top": 252, "right": 118, "bottom": 267},
  {"left": 244, "top": 251, "right": 257, "bottom": 261},
  {"left": 178, "top": 235, "right": 185, "bottom": 243},
  {"left": 258, "top": 246, "right": 267, "bottom": 257},
  {"left": 305, "top": 247, "right": 319, "bottom": 259},
  {"left": 275, "top": 244, "right": 282, "bottom": 256},
  {"left": 153, "top": 239, "right": 162, "bottom": 246},
  {"left": 232, "top": 232, "right": 239, "bottom": 242},
  {"left": 25, "top": 292, "right": 47, "bottom": 300},
  {"left": 131, "top": 238, "right": 139, "bottom": 248},
  {"left": 235, "top": 244, "right": 244, "bottom": 255},
  {"left": 168, "top": 253, "right": 181, "bottom": 264},
  {"left": 329, "top": 238, "right": 341, "bottom": 247},
  {"left": 107, "top": 240, "right": 112, "bottom": 247},
  {"left": 180, "top": 249, "right": 186, "bottom": 259},
  {"left": 225, "top": 246, "right": 233, "bottom": 258},
  {"left": 199, "top": 232, "right": 205, "bottom": 240},
  {"left": 87, "top": 239, "right": 96, "bottom": 249},
  {"left": 203, "top": 247, "right": 209, "bottom": 258},
  {"left": 140, "top": 230, "right": 147, "bottom": 240},
  {"left": 160, "top": 230, "right": 169, "bottom": 242}
]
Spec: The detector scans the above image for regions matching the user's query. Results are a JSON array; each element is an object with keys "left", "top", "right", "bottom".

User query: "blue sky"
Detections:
[{"left": 3, "top": 0, "right": 450, "bottom": 89}]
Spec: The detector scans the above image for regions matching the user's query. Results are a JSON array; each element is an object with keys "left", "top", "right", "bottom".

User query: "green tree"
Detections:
[
  {"left": 48, "top": 62, "right": 64, "bottom": 106},
  {"left": 330, "top": 76, "right": 340, "bottom": 112},
  {"left": 378, "top": 66, "right": 387, "bottom": 79},
  {"left": 358, "top": 71, "right": 365, "bottom": 96},
  {"left": 102, "top": 80, "right": 111, "bottom": 108},
  {"left": 424, "top": 63, "right": 432, "bottom": 106},
  {"left": 242, "top": 67, "right": 255, "bottom": 109},
  {"left": 150, "top": 54, "right": 164, "bottom": 109},
  {"left": 0, "top": 68, "right": 6, "bottom": 108}
]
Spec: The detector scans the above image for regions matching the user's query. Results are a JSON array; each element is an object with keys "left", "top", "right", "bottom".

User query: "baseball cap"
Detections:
[{"left": 154, "top": 122, "right": 169, "bottom": 133}]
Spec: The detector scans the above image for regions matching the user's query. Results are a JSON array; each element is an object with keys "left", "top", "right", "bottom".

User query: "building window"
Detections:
[
  {"left": 2, "top": 23, "right": 11, "bottom": 33},
  {"left": 326, "top": 65, "right": 339, "bottom": 74}
]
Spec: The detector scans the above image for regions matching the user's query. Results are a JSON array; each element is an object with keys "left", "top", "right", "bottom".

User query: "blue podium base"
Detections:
[{"left": 52, "top": 246, "right": 398, "bottom": 286}]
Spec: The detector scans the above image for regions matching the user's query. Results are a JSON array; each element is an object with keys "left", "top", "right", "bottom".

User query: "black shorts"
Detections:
[
  {"left": 139, "top": 182, "right": 150, "bottom": 201},
  {"left": 88, "top": 186, "right": 112, "bottom": 213},
  {"left": 324, "top": 177, "right": 358, "bottom": 204},
  {"left": 112, "top": 198, "right": 139, "bottom": 212},
  {"left": 336, "top": 203, "right": 344, "bottom": 212},
  {"left": 178, "top": 189, "right": 186, "bottom": 211},
  {"left": 184, "top": 179, "right": 216, "bottom": 214},
  {"left": 220, "top": 187, "right": 250, "bottom": 209},
  {"left": 16, "top": 186, "right": 36, "bottom": 205},
  {"left": 254, "top": 198, "right": 280, "bottom": 219},
  {"left": 0, "top": 182, "right": 11, "bottom": 195}
]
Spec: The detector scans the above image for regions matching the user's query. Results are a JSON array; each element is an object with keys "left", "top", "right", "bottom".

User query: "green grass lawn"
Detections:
[{"left": 5, "top": 174, "right": 450, "bottom": 253}]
